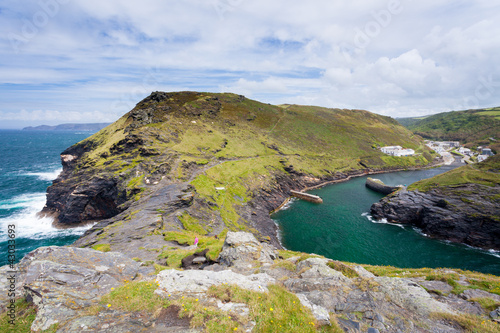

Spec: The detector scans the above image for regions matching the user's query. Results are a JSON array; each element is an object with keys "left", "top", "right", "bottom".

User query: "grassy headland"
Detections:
[
  {"left": 408, "top": 154, "right": 500, "bottom": 192},
  {"left": 48, "top": 91, "right": 436, "bottom": 238}
]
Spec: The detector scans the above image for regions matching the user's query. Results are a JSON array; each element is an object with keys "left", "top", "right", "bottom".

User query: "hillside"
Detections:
[
  {"left": 371, "top": 154, "right": 500, "bottom": 250},
  {"left": 397, "top": 107, "right": 500, "bottom": 152},
  {"left": 40, "top": 91, "right": 434, "bottom": 248}
]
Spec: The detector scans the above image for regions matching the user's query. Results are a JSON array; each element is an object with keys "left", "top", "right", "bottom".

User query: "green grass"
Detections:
[
  {"left": 100, "top": 280, "right": 163, "bottom": 313},
  {"left": 431, "top": 312, "right": 499, "bottom": 333},
  {"left": 408, "top": 156, "right": 500, "bottom": 192},
  {"left": 278, "top": 249, "right": 322, "bottom": 262},
  {"left": 177, "top": 212, "right": 208, "bottom": 235},
  {"left": 190, "top": 156, "right": 285, "bottom": 231},
  {"left": 162, "top": 230, "right": 227, "bottom": 265},
  {"left": 327, "top": 261, "right": 360, "bottom": 278},
  {"left": 174, "top": 296, "right": 242, "bottom": 332},
  {"left": 97, "top": 270, "right": 342, "bottom": 332},
  {"left": 207, "top": 284, "right": 341, "bottom": 332},
  {"left": 271, "top": 260, "right": 297, "bottom": 272},
  {"left": 476, "top": 110, "right": 500, "bottom": 120},
  {"left": 157, "top": 248, "right": 199, "bottom": 268},
  {"left": 469, "top": 297, "right": 500, "bottom": 312},
  {"left": 0, "top": 299, "right": 37, "bottom": 333},
  {"left": 362, "top": 265, "right": 500, "bottom": 296},
  {"left": 91, "top": 243, "right": 111, "bottom": 252}
]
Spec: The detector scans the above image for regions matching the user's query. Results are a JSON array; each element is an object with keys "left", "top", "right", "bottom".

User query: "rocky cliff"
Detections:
[{"left": 371, "top": 155, "right": 500, "bottom": 250}]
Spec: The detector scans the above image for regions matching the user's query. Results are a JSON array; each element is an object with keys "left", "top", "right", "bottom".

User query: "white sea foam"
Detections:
[
  {"left": 488, "top": 249, "right": 500, "bottom": 258},
  {"left": 0, "top": 192, "right": 92, "bottom": 242},
  {"left": 361, "top": 212, "right": 405, "bottom": 229},
  {"left": 0, "top": 193, "right": 46, "bottom": 210},
  {"left": 279, "top": 197, "right": 297, "bottom": 211},
  {"left": 24, "top": 168, "right": 62, "bottom": 181}
]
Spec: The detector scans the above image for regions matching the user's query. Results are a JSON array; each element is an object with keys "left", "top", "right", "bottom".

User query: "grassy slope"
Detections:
[
  {"left": 397, "top": 107, "right": 500, "bottom": 152},
  {"left": 408, "top": 154, "right": 500, "bottom": 192},
  {"left": 68, "top": 92, "right": 434, "bottom": 234}
]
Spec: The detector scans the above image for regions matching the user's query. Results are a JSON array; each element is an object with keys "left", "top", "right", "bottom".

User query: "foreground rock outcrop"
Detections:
[
  {"left": 2, "top": 247, "right": 153, "bottom": 331},
  {"left": 3, "top": 232, "right": 499, "bottom": 332}
]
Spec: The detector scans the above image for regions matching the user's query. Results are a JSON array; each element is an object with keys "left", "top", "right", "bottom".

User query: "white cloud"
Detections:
[{"left": 0, "top": 0, "right": 499, "bottom": 127}]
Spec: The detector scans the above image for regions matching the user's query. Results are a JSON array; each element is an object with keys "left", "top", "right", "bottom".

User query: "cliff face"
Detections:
[{"left": 370, "top": 184, "right": 500, "bottom": 250}]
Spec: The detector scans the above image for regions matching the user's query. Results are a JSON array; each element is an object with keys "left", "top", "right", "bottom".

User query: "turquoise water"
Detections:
[
  {"left": 0, "top": 130, "right": 95, "bottom": 266},
  {"left": 2, "top": 130, "right": 499, "bottom": 275},
  {"left": 273, "top": 166, "right": 500, "bottom": 275}
]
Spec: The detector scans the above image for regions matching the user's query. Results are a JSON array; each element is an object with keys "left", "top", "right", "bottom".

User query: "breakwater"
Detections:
[
  {"left": 290, "top": 190, "right": 323, "bottom": 203},
  {"left": 365, "top": 177, "right": 403, "bottom": 195}
]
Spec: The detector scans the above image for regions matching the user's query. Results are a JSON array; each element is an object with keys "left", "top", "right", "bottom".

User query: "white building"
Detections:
[
  {"left": 381, "top": 146, "right": 402, "bottom": 155},
  {"left": 482, "top": 148, "right": 494, "bottom": 156},
  {"left": 396, "top": 148, "right": 415, "bottom": 156},
  {"left": 444, "top": 141, "right": 460, "bottom": 148},
  {"left": 477, "top": 155, "right": 489, "bottom": 162},
  {"left": 458, "top": 147, "right": 471, "bottom": 155},
  {"left": 380, "top": 146, "right": 415, "bottom": 156}
]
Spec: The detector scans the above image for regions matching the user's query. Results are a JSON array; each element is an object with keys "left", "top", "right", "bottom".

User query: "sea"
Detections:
[
  {"left": 273, "top": 164, "right": 500, "bottom": 275},
  {"left": 1, "top": 130, "right": 499, "bottom": 275},
  {"left": 0, "top": 130, "right": 95, "bottom": 267}
]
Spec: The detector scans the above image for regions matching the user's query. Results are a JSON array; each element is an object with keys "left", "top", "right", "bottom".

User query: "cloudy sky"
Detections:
[{"left": 1, "top": 0, "right": 499, "bottom": 128}]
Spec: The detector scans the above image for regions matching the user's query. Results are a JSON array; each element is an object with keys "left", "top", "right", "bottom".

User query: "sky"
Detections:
[{"left": 1, "top": 0, "right": 499, "bottom": 129}]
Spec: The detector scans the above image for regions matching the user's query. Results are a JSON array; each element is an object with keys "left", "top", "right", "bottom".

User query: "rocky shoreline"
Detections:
[{"left": 370, "top": 184, "right": 500, "bottom": 251}]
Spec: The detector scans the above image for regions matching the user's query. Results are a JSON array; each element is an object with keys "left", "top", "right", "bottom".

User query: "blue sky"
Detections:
[{"left": 1, "top": 0, "right": 499, "bottom": 128}]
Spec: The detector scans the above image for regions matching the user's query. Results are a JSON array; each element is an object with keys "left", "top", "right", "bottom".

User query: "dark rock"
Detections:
[
  {"left": 370, "top": 184, "right": 500, "bottom": 250},
  {"left": 72, "top": 183, "right": 195, "bottom": 260},
  {"left": 338, "top": 318, "right": 361, "bottom": 332},
  {"left": 44, "top": 177, "right": 121, "bottom": 225},
  {"left": 181, "top": 248, "right": 209, "bottom": 269}
]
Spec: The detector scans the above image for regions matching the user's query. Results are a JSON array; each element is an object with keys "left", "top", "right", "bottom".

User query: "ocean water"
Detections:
[
  {"left": 0, "top": 130, "right": 95, "bottom": 266},
  {"left": 273, "top": 165, "right": 500, "bottom": 275}
]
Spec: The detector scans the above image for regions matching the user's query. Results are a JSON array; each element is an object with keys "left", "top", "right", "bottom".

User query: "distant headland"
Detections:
[{"left": 22, "top": 123, "right": 111, "bottom": 131}]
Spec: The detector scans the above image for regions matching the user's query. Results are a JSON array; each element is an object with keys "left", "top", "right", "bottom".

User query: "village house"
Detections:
[
  {"left": 481, "top": 148, "right": 494, "bottom": 156},
  {"left": 444, "top": 141, "right": 460, "bottom": 148},
  {"left": 458, "top": 147, "right": 472, "bottom": 156},
  {"left": 380, "top": 145, "right": 415, "bottom": 156}
]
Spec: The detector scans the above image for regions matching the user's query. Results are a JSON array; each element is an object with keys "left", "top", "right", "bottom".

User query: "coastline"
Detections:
[{"left": 268, "top": 160, "right": 463, "bottom": 250}]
